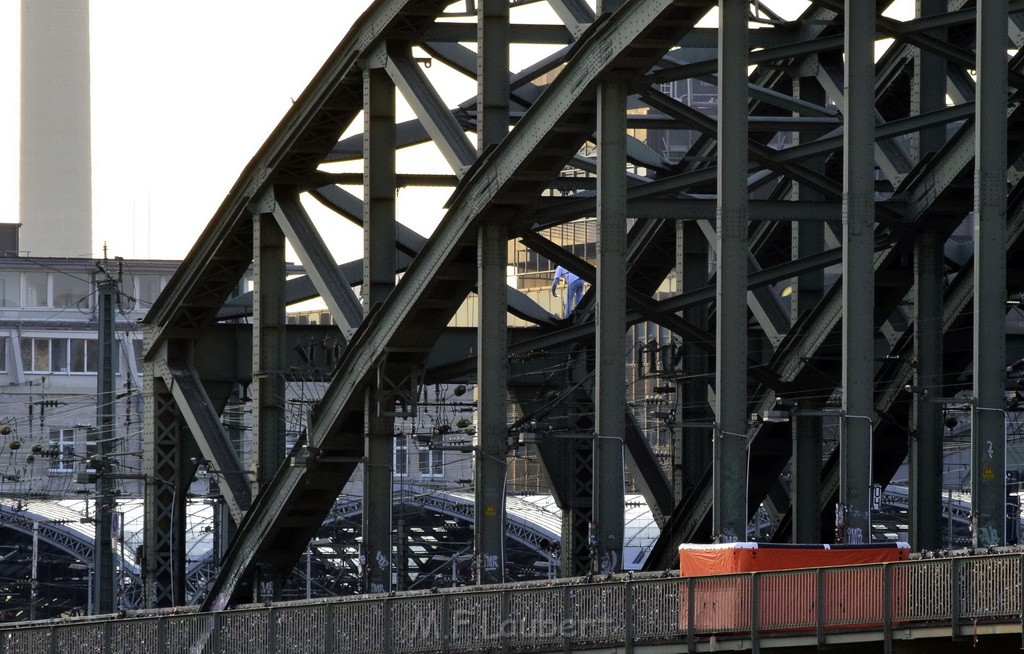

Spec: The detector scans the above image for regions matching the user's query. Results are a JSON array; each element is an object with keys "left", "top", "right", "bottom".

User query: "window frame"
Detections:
[
  {"left": 417, "top": 445, "right": 444, "bottom": 478},
  {"left": 22, "top": 271, "right": 50, "bottom": 308},
  {"left": 20, "top": 337, "right": 51, "bottom": 373},
  {"left": 394, "top": 436, "right": 408, "bottom": 476},
  {"left": 48, "top": 428, "right": 76, "bottom": 474},
  {"left": 20, "top": 336, "right": 98, "bottom": 375},
  {"left": 52, "top": 273, "right": 93, "bottom": 310}
]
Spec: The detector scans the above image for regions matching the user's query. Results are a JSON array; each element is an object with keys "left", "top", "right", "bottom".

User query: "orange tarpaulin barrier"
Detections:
[
  {"left": 678, "top": 542, "right": 911, "bottom": 634},
  {"left": 679, "top": 542, "right": 910, "bottom": 577}
]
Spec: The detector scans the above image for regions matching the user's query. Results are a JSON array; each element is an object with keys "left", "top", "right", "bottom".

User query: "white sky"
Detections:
[{"left": 0, "top": 1, "right": 914, "bottom": 263}]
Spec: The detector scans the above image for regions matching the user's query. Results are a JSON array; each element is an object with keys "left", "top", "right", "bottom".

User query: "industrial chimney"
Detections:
[{"left": 19, "top": 0, "right": 93, "bottom": 257}]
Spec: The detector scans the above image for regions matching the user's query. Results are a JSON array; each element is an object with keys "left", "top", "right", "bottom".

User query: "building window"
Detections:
[
  {"left": 53, "top": 274, "right": 92, "bottom": 309},
  {"left": 69, "top": 338, "right": 98, "bottom": 373},
  {"left": 394, "top": 436, "right": 408, "bottom": 476},
  {"left": 85, "top": 430, "right": 97, "bottom": 462},
  {"left": 23, "top": 272, "right": 49, "bottom": 307},
  {"left": 418, "top": 446, "right": 444, "bottom": 477},
  {"left": 49, "top": 428, "right": 75, "bottom": 473},
  {"left": 0, "top": 336, "right": 7, "bottom": 372},
  {"left": 21, "top": 337, "right": 51, "bottom": 372},
  {"left": 0, "top": 272, "right": 19, "bottom": 307},
  {"left": 52, "top": 338, "right": 68, "bottom": 372},
  {"left": 134, "top": 275, "right": 166, "bottom": 307},
  {"left": 20, "top": 337, "right": 97, "bottom": 374}
]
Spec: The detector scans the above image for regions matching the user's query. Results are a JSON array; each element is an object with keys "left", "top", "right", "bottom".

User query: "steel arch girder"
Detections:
[
  {"left": 197, "top": 0, "right": 716, "bottom": 610},
  {"left": 144, "top": 0, "right": 452, "bottom": 351}
]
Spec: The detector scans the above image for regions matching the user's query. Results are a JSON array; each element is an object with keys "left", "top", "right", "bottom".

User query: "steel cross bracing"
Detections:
[
  {"left": 647, "top": 1, "right": 1024, "bottom": 565},
  {"left": 140, "top": 0, "right": 1024, "bottom": 608}
]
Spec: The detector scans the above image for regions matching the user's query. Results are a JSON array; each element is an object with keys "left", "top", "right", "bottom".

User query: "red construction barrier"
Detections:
[{"left": 678, "top": 542, "right": 911, "bottom": 634}]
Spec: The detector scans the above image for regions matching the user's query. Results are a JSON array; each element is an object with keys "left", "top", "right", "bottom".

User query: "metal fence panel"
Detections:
[
  {"left": 891, "top": 559, "right": 950, "bottom": 622},
  {"left": 447, "top": 590, "right": 502, "bottom": 651},
  {"left": 631, "top": 577, "right": 682, "bottom": 642},
  {"left": 4, "top": 554, "right": 1024, "bottom": 653},
  {"left": 161, "top": 613, "right": 218, "bottom": 653},
  {"left": 757, "top": 569, "right": 817, "bottom": 631},
  {"left": 960, "top": 555, "right": 1020, "bottom": 619},
  {"left": 506, "top": 585, "right": 564, "bottom": 649},
  {"left": 334, "top": 598, "right": 387, "bottom": 653},
  {"left": 220, "top": 610, "right": 270, "bottom": 654},
  {"left": 821, "top": 565, "right": 883, "bottom": 628},
  {"left": 53, "top": 622, "right": 105, "bottom": 654},
  {"left": 276, "top": 604, "right": 328, "bottom": 654},
  {"left": 690, "top": 574, "right": 751, "bottom": 634},
  {"left": 109, "top": 619, "right": 159, "bottom": 654},
  {"left": 2, "top": 627, "right": 52, "bottom": 654},
  {"left": 391, "top": 595, "right": 444, "bottom": 653},
  {"left": 569, "top": 583, "right": 625, "bottom": 644}
]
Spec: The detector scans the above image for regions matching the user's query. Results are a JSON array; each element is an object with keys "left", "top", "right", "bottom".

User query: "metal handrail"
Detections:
[{"left": 2, "top": 552, "right": 1022, "bottom": 653}]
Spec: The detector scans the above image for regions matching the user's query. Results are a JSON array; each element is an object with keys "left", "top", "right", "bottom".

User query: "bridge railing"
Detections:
[{"left": 2, "top": 551, "right": 1022, "bottom": 653}]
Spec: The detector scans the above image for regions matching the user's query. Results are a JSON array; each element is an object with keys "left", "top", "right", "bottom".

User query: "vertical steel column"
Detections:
[
  {"left": 972, "top": 0, "right": 1008, "bottom": 548},
  {"left": 475, "top": 0, "right": 509, "bottom": 585},
  {"left": 713, "top": 0, "right": 749, "bottom": 543},
  {"left": 910, "top": 230, "right": 944, "bottom": 551},
  {"left": 476, "top": 0, "right": 509, "bottom": 151},
  {"left": 476, "top": 222, "right": 507, "bottom": 583},
  {"left": 93, "top": 279, "right": 117, "bottom": 614},
  {"left": 839, "top": 0, "right": 876, "bottom": 545},
  {"left": 250, "top": 210, "right": 286, "bottom": 604},
  {"left": 363, "top": 49, "right": 397, "bottom": 592},
  {"left": 594, "top": 37, "right": 626, "bottom": 570},
  {"left": 676, "top": 222, "right": 712, "bottom": 501},
  {"left": 791, "top": 76, "right": 826, "bottom": 544},
  {"left": 792, "top": 411, "right": 823, "bottom": 544},
  {"left": 911, "top": 0, "right": 948, "bottom": 161},
  {"left": 143, "top": 371, "right": 187, "bottom": 607},
  {"left": 908, "top": 9, "right": 946, "bottom": 533},
  {"left": 252, "top": 207, "right": 287, "bottom": 494}
]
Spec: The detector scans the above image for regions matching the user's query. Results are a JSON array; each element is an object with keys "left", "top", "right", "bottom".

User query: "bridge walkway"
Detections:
[{"left": 2, "top": 551, "right": 1022, "bottom": 653}]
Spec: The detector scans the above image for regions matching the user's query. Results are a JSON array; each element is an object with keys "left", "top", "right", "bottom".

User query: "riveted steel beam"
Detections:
[
  {"left": 972, "top": 0, "right": 1009, "bottom": 547},
  {"left": 361, "top": 55, "right": 397, "bottom": 594},
  {"left": 546, "top": 0, "right": 594, "bottom": 37},
  {"left": 252, "top": 206, "right": 288, "bottom": 497},
  {"left": 146, "top": 0, "right": 451, "bottom": 354},
  {"left": 474, "top": 0, "right": 511, "bottom": 585},
  {"left": 143, "top": 373, "right": 188, "bottom": 607},
  {"left": 910, "top": 230, "right": 944, "bottom": 550},
  {"left": 713, "top": 0, "right": 750, "bottom": 545},
  {"left": 164, "top": 345, "right": 251, "bottom": 524},
  {"left": 199, "top": 0, "right": 716, "bottom": 609},
  {"left": 270, "top": 189, "right": 363, "bottom": 340},
  {"left": 594, "top": 76, "right": 627, "bottom": 571},
  {"left": 386, "top": 46, "right": 478, "bottom": 175},
  {"left": 837, "top": 0, "right": 877, "bottom": 546}
]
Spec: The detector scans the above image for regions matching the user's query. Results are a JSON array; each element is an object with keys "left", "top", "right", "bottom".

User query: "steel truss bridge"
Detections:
[{"left": 136, "top": 0, "right": 1024, "bottom": 619}]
